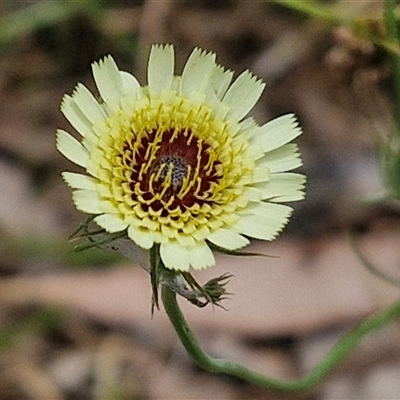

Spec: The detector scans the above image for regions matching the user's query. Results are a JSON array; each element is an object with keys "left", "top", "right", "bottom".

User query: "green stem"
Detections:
[
  {"left": 162, "top": 284, "right": 400, "bottom": 393},
  {"left": 348, "top": 231, "right": 400, "bottom": 288},
  {"left": 272, "top": 0, "right": 343, "bottom": 25},
  {"left": 385, "top": 0, "right": 400, "bottom": 126}
]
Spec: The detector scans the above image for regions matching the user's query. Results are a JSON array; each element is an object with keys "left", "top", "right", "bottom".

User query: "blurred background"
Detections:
[{"left": 0, "top": 0, "right": 400, "bottom": 399}]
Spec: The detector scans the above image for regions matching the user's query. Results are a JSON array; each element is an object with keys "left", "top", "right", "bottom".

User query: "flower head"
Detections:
[{"left": 57, "top": 44, "right": 305, "bottom": 271}]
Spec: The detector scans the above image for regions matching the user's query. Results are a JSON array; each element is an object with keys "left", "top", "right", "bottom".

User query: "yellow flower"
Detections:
[{"left": 57, "top": 45, "right": 305, "bottom": 271}]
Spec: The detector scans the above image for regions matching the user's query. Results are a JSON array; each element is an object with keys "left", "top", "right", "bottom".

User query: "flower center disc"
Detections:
[
  {"left": 157, "top": 154, "right": 187, "bottom": 187},
  {"left": 121, "top": 127, "right": 222, "bottom": 218}
]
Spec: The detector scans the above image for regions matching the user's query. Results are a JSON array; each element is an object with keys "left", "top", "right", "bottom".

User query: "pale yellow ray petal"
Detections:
[
  {"left": 244, "top": 186, "right": 262, "bottom": 202},
  {"left": 257, "top": 172, "right": 306, "bottom": 202},
  {"left": 94, "top": 214, "right": 128, "bottom": 233},
  {"left": 92, "top": 55, "right": 124, "bottom": 104},
  {"left": 222, "top": 70, "right": 265, "bottom": 120},
  {"left": 72, "top": 83, "right": 106, "bottom": 123},
  {"left": 72, "top": 190, "right": 102, "bottom": 214},
  {"left": 127, "top": 225, "right": 154, "bottom": 249},
  {"left": 148, "top": 44, "right": 174, "bottom": 95},
  {"left": 120, "top": 71, "right": 140, "bottom": 94},
  {"left": 160, "top": 241, "right": 190, "bottom": 271},
  {"left": 56, "top": 129, "right": 88, "bottom": 168},
  {"left": 60, "top": 95, "right": 92, "bottom": 137},
  {"left": 253, "top": 114, "right": 302, "bottom": 153},
  {"left": 62, "top": 171, "right": 97, "bottom": 190},
  {"left": 207, "top": 228, "right": 249, "bottom": 250},
  {"left": 252, "top": 167, "right": 271, "bottom": 183},
  {"left": 180, "top": 48, "right": 216, "bottom": 97},
  {"left": 176, "top": 234, "right": 196, "bottom": 248},
  {"left": 240, "top": 117, "right": 259, "bottom": 139},
  {"left": 236, "top": 214, "right": 289, "bottom": 241},
  {"left": 245, "top": 202, "right": 293, "bottom": 220},
  {"left": 258, "top": 144, "right": 302, "bottom": 173},
  {"left": 210, "top": 65, "right": 233, "bottom": 100},
  {"left": 188, "top": 241, "right": 215, "bottom": 270}
]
